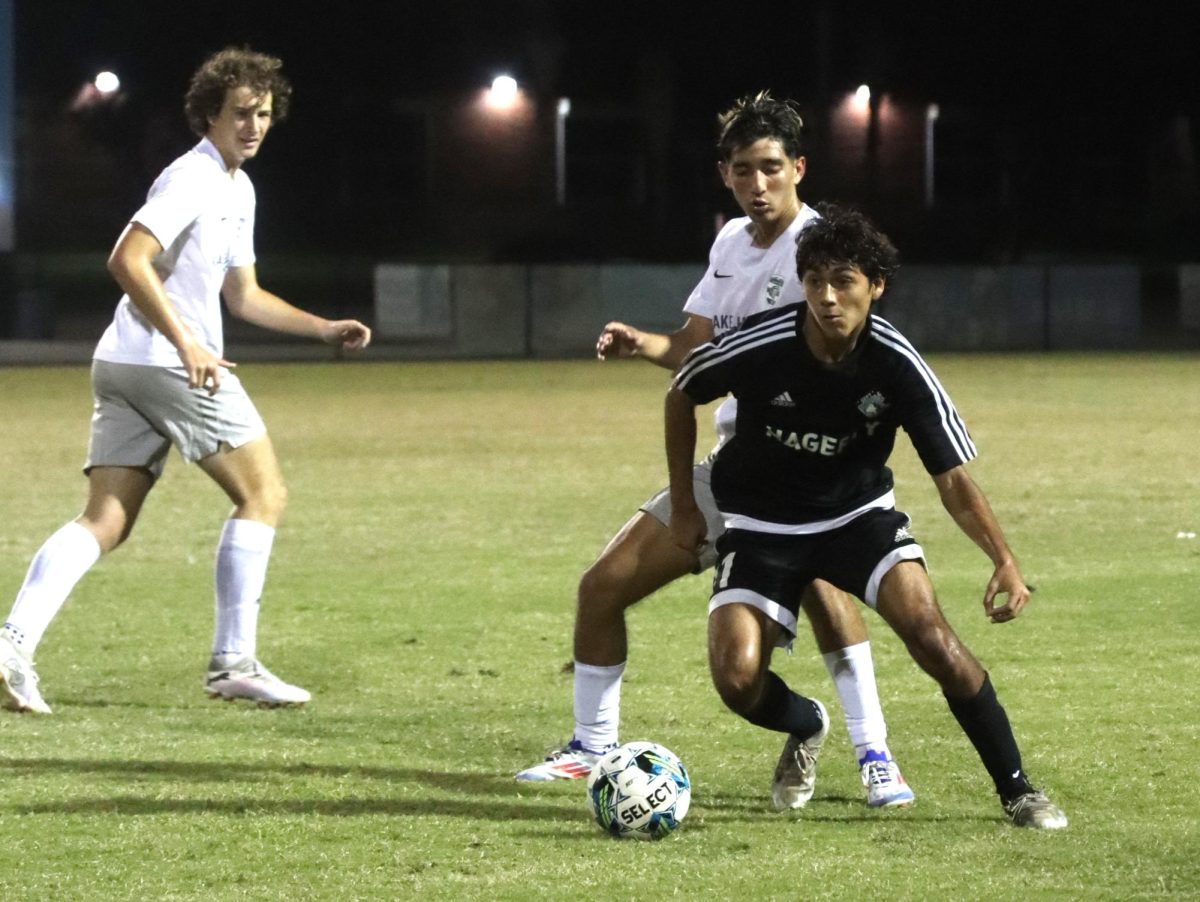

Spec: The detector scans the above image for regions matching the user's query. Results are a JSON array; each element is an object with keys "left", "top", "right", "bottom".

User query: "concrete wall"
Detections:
[
  {"left": 0, "top": 258, "right": 1188, "bottom": 364},
  {"left": 373, "top": 262, "right": 704, "bottom": 357},
  {"left": 376, "top": 261, "right": 1153, "bottom": 356},
  {"left": 1179, "top": 264, "right": 1200, "bottom": 330}
]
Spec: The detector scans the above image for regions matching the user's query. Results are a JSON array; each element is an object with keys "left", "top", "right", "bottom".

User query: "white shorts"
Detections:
[
  {"left": 86, "top": 360, "right": 267, "bottom": 479},
  {"left": 638, "top": 456, "right": 725, "bottom": 571}
]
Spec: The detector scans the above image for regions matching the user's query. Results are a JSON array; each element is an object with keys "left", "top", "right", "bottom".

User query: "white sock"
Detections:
[
  {"left": 3, "top": 521, "right": 101, "bottom": 655},
  {"left": 212, "top": 518, "right": 275, "bottom": 662},
  {"left": 822, "top": 640, "right": 891, "bottom": 759},
  {"left": 573, "top": 660, "right": 625, "bottom": 751}
]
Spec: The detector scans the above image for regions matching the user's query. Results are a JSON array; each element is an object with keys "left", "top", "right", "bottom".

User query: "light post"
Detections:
[
  {"left": 924, "top": 103, "right": 939, "bottom": 209},
  {"left": 555, "top": 97, "right": 570, "bottom": 206}
]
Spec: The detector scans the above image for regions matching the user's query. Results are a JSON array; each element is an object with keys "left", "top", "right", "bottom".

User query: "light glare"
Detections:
[
  {"left": 94, "top": 71, "right": 120, "bottom": 94},
  {"left": 490, "top": 75, "right": 518, "bottom": 105}
]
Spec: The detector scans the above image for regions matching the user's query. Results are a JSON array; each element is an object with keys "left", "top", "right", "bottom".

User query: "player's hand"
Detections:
[
  {"left": 596, "top": 322, "right": 641, "bottom": 360},
  {"left": 983, "top": 560, "right": 1031, "bottom": 623},
  {"left": 669, "top": 502, "right": 708, "bottom": 563},
  {"left": 322, "top": 319, "right": 372, "bottom": 352},
  {"left": 180, "top": 340, "right": 235, "bottom": 396}
]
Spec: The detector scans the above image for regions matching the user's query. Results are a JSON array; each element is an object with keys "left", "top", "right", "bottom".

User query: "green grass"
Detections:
[{"left": 1, "top": 355, "right": 1197, "bottom": 900}]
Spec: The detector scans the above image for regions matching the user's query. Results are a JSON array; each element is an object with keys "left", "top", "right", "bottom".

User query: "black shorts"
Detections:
[{"left": 709, "top": 509, "right": 926, "bottom": 638}]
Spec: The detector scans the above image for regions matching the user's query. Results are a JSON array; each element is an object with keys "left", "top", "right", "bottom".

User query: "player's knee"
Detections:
[
  {"left": 254, "top": 478, "right": 288, "bottom": 519},
  {"left": 78, "top": 514, "right": 130, "bottom": 554},
  {"left": 903, "top": 616, "right": 976, "bottom": 684},
  {"left": 711, "top": 663, "right": 761, "bottom": 717},
  {"left": 577, "top": 560, "right": 633, "bottom": 615}
]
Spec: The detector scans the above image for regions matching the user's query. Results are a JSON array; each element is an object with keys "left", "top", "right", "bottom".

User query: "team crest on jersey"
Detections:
[
  {"left": 857, "top": 391, "right": 888, "bottom": 418},
  {"left": 765, "top": 276, "right": 784, "bottom": 306}
]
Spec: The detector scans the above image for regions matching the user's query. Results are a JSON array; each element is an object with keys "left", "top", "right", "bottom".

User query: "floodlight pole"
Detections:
[
  {"left": 924, "top": 103, "right": 939, "bottom": 209},
  {"left": 555, "top": 97, "right": 570, "bottom": 206}
]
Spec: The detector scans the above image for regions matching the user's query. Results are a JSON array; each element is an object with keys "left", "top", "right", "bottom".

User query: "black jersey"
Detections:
[{"left": 673, "top": 303, "right": 976, "bottom": 529}]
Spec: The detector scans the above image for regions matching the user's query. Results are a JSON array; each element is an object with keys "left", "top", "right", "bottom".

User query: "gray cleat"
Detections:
[
  {"left": 771, "top": 698, "right": 829, "bottom": 810},
  {"left": 1004, "top": 790, "right": 1068, "bottom": 829}
]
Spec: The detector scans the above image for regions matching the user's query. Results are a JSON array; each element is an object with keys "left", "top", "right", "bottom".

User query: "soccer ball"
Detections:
[{"left": 587, "top": 741, "right": 691, "bottom": 839}]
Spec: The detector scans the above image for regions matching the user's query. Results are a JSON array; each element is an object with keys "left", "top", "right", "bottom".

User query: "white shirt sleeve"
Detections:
[
  {"left": 129, "top": 159, "right": 208, "bottom": 251},
  {"left": 683, "top": 220, "right": 738, "bottom": 319}
]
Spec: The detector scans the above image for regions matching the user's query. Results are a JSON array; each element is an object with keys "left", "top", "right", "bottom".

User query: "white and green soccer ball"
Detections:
[{"left": 586, "top": 741, "right": 691, "bottom": 839}]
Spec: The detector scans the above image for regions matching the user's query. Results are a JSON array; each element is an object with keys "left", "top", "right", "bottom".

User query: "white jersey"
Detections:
[
  {"left": 682, "top": 204, "right": 819, "bottom": 448},
  {"left": 94, "top": 138, "right": 257, "bottom": 367}
]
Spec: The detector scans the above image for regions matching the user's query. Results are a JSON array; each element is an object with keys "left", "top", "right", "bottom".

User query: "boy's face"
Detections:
[
  {"left": 207, "top": 86, "right": 274, "bottom": 171},
  {"left": 719, "top": 138, "right": 804, "bottom": 229},
  {"left": 801, "top": 262, "right": 884, "bottom": 344}
]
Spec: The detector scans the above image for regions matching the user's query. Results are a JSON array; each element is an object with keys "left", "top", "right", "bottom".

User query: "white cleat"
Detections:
[
  {"left": 771, "top": 699, "right": 829, "bottom": 810},
  {"left": 1004, "top": 790, "right": 1068, "bottom": 829},
  {"left": 860, "top": 754, "right": 916, "bottom": 808},
  {"left": 0, "top": 634, "right": 52, "bottom": 714},
  {"left": 515, "top": 738, "right": 615, "bottom": 781},
  {"left": 204, "top": 657, "right": 311, "bottom": 708}
]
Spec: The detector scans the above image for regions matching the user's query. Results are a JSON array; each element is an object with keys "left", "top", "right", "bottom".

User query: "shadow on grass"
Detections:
[
  {"left": 8, "top": 794, "right": 583, "bottom": 820},
  {"left": 0, "top": 758, "right": 1001, "bottom": 827},
  {"left": 695, "top": 793, "right": 999, "bottom": 826},
  {"left": 6, "top": 792, "right": 998, "bottom": 828},
  {"left": 0, "top": 756, "right": 517, "bottom": 792}
]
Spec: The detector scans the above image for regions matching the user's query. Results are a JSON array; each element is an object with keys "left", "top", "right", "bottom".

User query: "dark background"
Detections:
[{"left": 10, "top": 1, "right": 1200, "bottom": 266}]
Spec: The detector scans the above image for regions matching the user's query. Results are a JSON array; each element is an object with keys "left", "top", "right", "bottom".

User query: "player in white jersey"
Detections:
[
  {"left": 0, "top": 48, "right": 370, "bottom": 715},
  {"left": 517, "top": 93, "right": 914, "bottom": 810}
]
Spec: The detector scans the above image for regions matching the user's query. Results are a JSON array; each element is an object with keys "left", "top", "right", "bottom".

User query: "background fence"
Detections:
[
  {"left": 2, "top": 257, "right": 1198, "bottom": 364},
  {"left": 371, "top": 261, "right": 1196, "bottom": 357}
]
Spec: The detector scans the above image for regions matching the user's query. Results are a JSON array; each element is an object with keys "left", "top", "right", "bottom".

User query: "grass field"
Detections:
[{"left": 1, "top": 355, "right": 1197, "bottom": 900}]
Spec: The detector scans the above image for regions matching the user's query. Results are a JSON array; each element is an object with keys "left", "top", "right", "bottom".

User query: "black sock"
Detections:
[
  {"left": 945, "top": 672, "right": 1033, "bottom": 802},
  {"left": 743, "top": 671, "right": 824, "bottom": 740}
]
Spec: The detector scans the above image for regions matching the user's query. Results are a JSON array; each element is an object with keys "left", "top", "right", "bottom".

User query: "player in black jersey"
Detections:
[{"left": 666, "top": 205, "right": 1067, "bottom": 829}]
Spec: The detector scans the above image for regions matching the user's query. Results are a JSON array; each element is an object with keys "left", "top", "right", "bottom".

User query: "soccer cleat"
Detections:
[
  {"left": 204, "top": 656, "right": 311, "bottom": 708},
  {"left": 1004, "top": 790, "right": 1068, "bottom": 829},
  {"left": 771, "top": 698, "right": 829, "bottom": 810},
  {"left": 514, "top": 738, "right": 616, "bottom": 781},
  {"left": 0, "top": 634, "right": 52, "bottom": 714},
  {"left": 859, "top": 752, "right": 916, "bottom": 808}
]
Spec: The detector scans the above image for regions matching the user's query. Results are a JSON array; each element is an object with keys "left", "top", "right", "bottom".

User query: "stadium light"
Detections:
[
  {"left": 485, "top": 74, "right": 520, "bottom": 111},
  {"left": 94, "top": 71, "right": 120, "bottom": 94},
  {"left": 71, "top": 70, "right": 123, "bottom": 112},
  {"left": 853, "top": 84, "right": 871, "bottom": 113}
]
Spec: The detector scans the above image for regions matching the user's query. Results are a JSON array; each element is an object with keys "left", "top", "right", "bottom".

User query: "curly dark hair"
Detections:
[
  {"left": 795, "top": 203, "right": 900, "bottom": 284},
  {"left": 183, "top": 47, "right": 292, "bottom": 136},
  {"left": 716, "top": 91, "right": 805, "bottom": 161}
]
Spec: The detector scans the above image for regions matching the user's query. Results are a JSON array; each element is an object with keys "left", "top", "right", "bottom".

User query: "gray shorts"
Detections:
[
  {"left": 639, "top": 456, "right": 725, "bottom": 571},
  {"left": 86, "top": 360, "right": 267, "bottom": 479}
]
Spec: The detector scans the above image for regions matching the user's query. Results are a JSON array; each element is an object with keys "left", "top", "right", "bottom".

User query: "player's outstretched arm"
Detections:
[
  {"left": 664, "top": 386, "right": 706, "bottom": 558},
  {"left": 932, "top": 465, "right": 1031, "bottom": 623},
  {"left": 596, "top": 315, "right": 713, "bottom": 371},
  {"left": 108, "top": 222, "right": 234, "bottom": 394},
  {"left": 222, "top": 265, "right": 371, "bottom": 352}
]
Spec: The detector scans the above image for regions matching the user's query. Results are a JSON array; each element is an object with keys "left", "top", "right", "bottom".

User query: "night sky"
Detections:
[
  {"left": 11, "top": 1, "right": 1200, "bottom": 261},
  {"left": 18, "top": 2, "right": 1197, "bottom": 117}
]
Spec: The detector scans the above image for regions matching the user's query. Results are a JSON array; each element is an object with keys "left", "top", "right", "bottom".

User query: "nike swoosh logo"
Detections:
[{"left": 714, "top": 271, "right": 733, "bottom": 279}]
